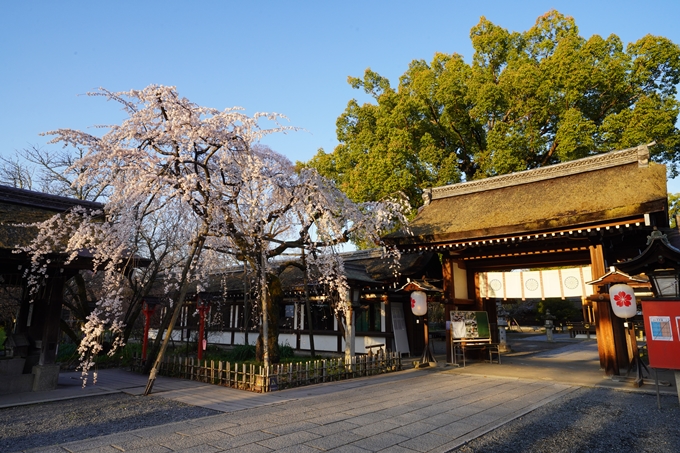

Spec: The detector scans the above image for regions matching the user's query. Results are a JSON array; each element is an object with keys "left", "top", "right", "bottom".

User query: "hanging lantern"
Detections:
[
  {"left": 410, "top": 291, "right": 427, "bottom": 316},
  {"left": 609, "top": 284, "right": 637, "bottom": 319}
]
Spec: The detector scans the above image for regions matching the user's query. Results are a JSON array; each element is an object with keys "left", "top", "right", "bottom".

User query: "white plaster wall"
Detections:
[
  {"left": 209, "top": 331, "right": 232, "bottom": 344},
  {"left": 232, "top": 332, "right": 259, "bottom": 346},
  {"left": 299, "top": 334, "right": 337, "bottom": 352},
  {"left": 278, "top": 333, "right": 297, "bottom": 348}
]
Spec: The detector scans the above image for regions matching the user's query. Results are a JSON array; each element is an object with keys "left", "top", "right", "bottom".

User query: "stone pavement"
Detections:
[
  {"left": 19, "top": 369, "right": 578, "bottom": 453},
  {"left": 5, "top": 335, "right": 678, "bottom": 453}
]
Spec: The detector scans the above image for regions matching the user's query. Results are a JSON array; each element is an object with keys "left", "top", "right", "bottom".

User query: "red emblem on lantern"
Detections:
[{"left": 614, "top": 291, "right": 632, "bottom": 307}]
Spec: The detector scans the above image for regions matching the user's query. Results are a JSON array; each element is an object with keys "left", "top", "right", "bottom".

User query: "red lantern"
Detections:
[
  {"left": 609, "top": 284, "right": 637, "bottom": 319},
  {"left": 410, "top": 291, "right": 427, "bottom": 316}
]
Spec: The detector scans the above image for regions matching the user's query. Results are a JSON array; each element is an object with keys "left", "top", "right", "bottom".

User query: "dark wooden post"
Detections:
[
  {"left": 590, "top": 244, "right": 628, "bottom": 375},
  {"left": 38, "top": 274, "right": 66, "bottom": 366},
  {"left": 441, "top": 255, "right": 455, "bottom": 363}
]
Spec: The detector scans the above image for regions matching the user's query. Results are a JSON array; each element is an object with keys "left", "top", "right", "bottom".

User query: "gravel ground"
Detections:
[
  {"left": 454, "top": 387, "right": 680, "bottom": 453},
  {"left": 1, "top": 383, "right": 678, "bottom": 453},
  {"left": 0, "top": 393, "right": 220, "bottom": 453}
]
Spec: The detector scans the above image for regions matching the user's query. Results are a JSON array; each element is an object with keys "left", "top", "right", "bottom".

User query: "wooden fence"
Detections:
[{"left": 131, "top": 352, "right": 402, "bottom": 392}]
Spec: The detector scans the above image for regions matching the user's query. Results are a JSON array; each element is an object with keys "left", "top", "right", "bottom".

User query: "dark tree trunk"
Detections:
[{"left": 256, "top": 275, "right": 281, "bottom": 364}]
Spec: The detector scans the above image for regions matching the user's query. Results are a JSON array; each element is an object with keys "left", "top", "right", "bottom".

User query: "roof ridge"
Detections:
[
  {"left": 0, "top": 184, "right": 103, "bottom": 211},
  {"left": 424, "top": 143, "right": 653, "bottom": 203}
]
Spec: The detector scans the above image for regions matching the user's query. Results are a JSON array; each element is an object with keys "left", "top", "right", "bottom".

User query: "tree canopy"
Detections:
[
  {"left": 19, "top": 85, "right": 407, "bottom": 388},
  {"left": 306, "top": 10, "right": 680, "bottom": 209}
]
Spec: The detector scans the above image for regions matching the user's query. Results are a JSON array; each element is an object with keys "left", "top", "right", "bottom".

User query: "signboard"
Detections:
[
  {"left": 450, "top": 311, "right": 491, "bottom": 339},
  {"left": 641, "top": 300, "right": 680, "bottom": 370},
  {"left": 391, "top": 303, "right": 410, "bottom": 356}
]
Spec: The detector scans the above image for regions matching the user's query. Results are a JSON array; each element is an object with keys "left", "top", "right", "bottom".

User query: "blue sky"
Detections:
[{"left": 2, "top": 1, "right": 679, "bottom": 189}]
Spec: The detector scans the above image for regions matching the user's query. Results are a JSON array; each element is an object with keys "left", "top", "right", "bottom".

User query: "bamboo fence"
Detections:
[{"left": 131, "top": 352, "right": 402, "bottom": 392}]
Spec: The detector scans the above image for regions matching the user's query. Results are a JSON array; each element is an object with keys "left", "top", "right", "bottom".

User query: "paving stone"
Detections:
[
  {"left": 70, "top": 446, "right": 121, "bottom": 453},
  {"left": 220, "top": 422, "right": 277, "bottom": 436},
  {"left": 307, "top": 420, "right": 362, "bottom": 436},
  {"left": 123, "top": 444, "right": 174, "bottom": 453},
  {"left": 419, "top": 411, "right": 464, "bottom": 427},
  {"left": 209, "top": 430, "right": 275, "bottom": 449},
  {"left": 255, "top": 430, "right": 321, "bottom": 450},
  {"left": 60, "top": 434, "right": 141, "bottom": 453},
  {"left": 460, "top": 410, "right": 506, "bottom": 426},
  {"left": 388, "top": 412, "right": 430, "bottom": 425},
  {"left": 350, "top": 432, "right": 409, "bottom": 451},
  {"left": 326, "top": 445, "right": 372, "bottom": 452},
  {"left": 23, "top": 446, "right": 70, "bottom": 453},
  {"left": 430, "top": 421, "right": 477, "bottom": 439},
  {"left": 305, "top": 411, "right": 355, "bottom": 425},
  {"left": 351, "top": 420, "right": 402, "bottom": 437},
  {"left": 377, "top": 445, "right": 419, "bottom": 452},
  {"left": 260, "top": 420, "right": 320, "bottom": 435},
  {"left": 274, "top": 445, "right": 328, "bottom": 453},
  {"left": 160, "top": 430, "right": 232, "bottom": 450},
  {"left": 171, "top": 444, "right": 222, "bottom": 453},
  {"left": 304, "top": 431, "right": 364, "bottom": 450},
  {"left": 397, "top": 432, "right": 453, "bottom": 452},
  {"left": 179, "top": 420, "right": 238, "bottom": 433},
  {"left": 219, "top": 443, "right": 273, "bottom": 453},
  {"left": 388, "top": 421, "right": 437, "bottom": 438},
  {"left": 109, "top": 435, "right": 169, "bottom": 452}
]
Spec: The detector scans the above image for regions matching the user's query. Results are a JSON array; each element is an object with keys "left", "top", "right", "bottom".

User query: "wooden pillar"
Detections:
[
  {"left": 590, "top": 244, "right": 628, "bottom": 376},
  {"left": 39, "top": 273, "right": 66, "bottom": 366},
  {"left": 442, "top": 255, "right": 455, "bottom": 363}
]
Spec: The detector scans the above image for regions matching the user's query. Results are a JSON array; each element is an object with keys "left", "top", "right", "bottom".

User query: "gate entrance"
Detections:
[{"left": 387, "top": 144, "right": 668, "bottom": 376}]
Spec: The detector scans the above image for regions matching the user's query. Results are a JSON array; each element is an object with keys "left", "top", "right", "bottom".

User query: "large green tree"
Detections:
[{"left": 307, "top": 10, "right": 680, "bottom": 209}]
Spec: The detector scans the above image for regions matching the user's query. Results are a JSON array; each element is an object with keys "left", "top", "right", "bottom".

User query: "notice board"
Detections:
[
  {"left": 391, "top": 302, "right": 410, "bottom": 356},
  {"left": 641, "top": 300, "right": 680, "bottom": 370},
  {"left": 450, "top": 311, "right": 491, "bottom": 340}
]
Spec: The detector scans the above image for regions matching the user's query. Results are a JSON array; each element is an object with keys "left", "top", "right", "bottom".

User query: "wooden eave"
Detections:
[
  {"left": 0, "top": 184, "right": 102, "bottom": 213},
  {"left": 615, "top": 228, "right": 680, "bottom": 274}
]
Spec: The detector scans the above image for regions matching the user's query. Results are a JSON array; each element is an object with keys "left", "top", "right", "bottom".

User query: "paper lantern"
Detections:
[
  {"left": 410, "top": 291, "right": 427, "bottom": 316},
  {"left": 609, "top": 284, "right": 637, "bottom": 319}
]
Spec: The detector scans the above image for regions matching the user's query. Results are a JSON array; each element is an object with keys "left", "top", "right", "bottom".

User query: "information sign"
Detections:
[
  {"left": 450, "top": 311, "right": 491, "bottom": 339},
  {"left": 641, "top": 300, "right": 680, "bottom": 370}
]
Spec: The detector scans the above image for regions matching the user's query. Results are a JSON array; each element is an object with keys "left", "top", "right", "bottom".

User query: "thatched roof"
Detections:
[
  {"left": 0, "top": 185, "right": 103, "bottom": 249},
  {"left": 387, "top": 145, "right": 667, "bottom": 246}
]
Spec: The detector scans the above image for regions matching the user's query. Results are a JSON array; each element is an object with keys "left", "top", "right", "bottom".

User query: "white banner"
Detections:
[{"left": 479, "top": 267, "right": 592, "bottom": 300}]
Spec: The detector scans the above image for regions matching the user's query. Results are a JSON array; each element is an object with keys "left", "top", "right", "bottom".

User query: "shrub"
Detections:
[
  {"left": 229, "top": 344, "right": 256, "bottom": 362},
  {"left": 278, "top": 343, "right": 295, "bottom": 360}
]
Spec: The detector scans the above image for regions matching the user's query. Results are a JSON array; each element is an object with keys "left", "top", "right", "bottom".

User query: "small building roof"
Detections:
[
  {"left": 0, "top": 184, "right": 104, "bottom": 249},
  {"left": 387, "top": 145, "right": 667, "bottom": 247}
]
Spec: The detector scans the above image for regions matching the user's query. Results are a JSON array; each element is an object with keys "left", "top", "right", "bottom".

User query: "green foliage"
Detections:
[
  {"left": 227, "top": 344, "right": 257, "bottom": 362},
  {"left": 57, "top": 342, "right": 142, "bottom": 368},
  {"left": 306, "top": 10, "right": 680, "bottom": 209},
  {"left": 669, "top": 193, "right": 680, "bottom": 227},
  {"left": 536, "top": 299, "right": 582, "bottom": 322},
  {"left": 56, "top": 342, "right": 78, "bottom": 363},
  {"left": 278, "top": 343, "right": 295, "bottom": 360},
  {"left": 197, "top": 343, "right": 296, "bottom": 363},
  {"left": 0, "top": 327, "right": 6, "bottom": 349}
]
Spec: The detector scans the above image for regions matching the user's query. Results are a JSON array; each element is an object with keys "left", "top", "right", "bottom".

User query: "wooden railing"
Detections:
[{"left": 131, "top": 352, "right": 402, "bottom": 393}]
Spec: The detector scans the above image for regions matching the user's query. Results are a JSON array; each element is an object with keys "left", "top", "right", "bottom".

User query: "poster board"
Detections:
[
  {"left": 391, "top": 303, "right": 410, "bottom": 356},
  {"left": 450, "top": 311, "right": 491, "bottom": 340},
  {"left": 641, "top": 300, "right": 680, "bottom": 370}
]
